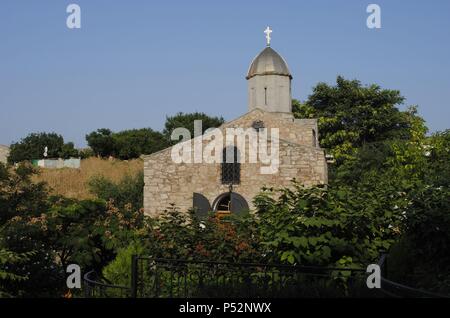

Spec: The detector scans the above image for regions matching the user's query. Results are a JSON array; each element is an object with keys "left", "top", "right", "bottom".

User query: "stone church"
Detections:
[{"left": 143, "top": 29, "right": 328, "bottom": 217}]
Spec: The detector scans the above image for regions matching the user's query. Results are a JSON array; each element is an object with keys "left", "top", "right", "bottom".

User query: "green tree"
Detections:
[
  {"left": 86, "top": 128, "right": 117, "bottom": 158},
  {"left": 0, "top": 233, "right": 31, "bottom": 297},
  {"left": 0, "top": 163, "right": 49, "bottom": 225},
  {"left": 86, "top": 128, "right": 169, "bottom": 159},
  {"left": 293, "top": 76, "right": 424, "bottom": 163},
  {"left": 59, "top": 142, "right": 79, "bottom": 159},
  {"left": 163, "top": 112, "right": 225, "bottom": 144},
  {"left": 85, "top": 112, "right": 224, "bottom": 159},
  {"left": 388, "top": 130, "right": 450, "bottom": 293},
  {"left": 40, "top": 199, "right": 125, "bottom": 273},
  {"left": 425, "top": 129, "right": 450, "bottom": 186},
  {"left": 0, "top": 163, "right": 63, "bottom": 296},
  {"left": 8, "top": 132, "right": 79, "bottom": 163},
  {"left": 113, "top": 128, "right": 168, "bottom": 159}
]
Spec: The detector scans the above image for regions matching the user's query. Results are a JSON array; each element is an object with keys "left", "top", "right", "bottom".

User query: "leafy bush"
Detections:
[
  {"left": 0, "top": 162, "right": 146, "bottom": 297},
  {"left": 388, "top": 131, "right": 450, "bottom": 293},
  {"left": 137, "top": 207, "right": 261, "bottom": 263},
  {"left": 88, "top": 171, "right": 144, "bottom": 210},
  {"left": 78, "top": 148, "right": 95, "bottom": 159},
  {"left": 254, "top": 183, "right": 399, "bottom": 268},
  {"left": 102, "top": 241, "right": 145, "bottom": 287},
  {"left": 0, "top": 238, "right": 33, "bottom": 297}
]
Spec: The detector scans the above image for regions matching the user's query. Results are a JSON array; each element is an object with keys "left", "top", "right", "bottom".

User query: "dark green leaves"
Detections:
[
  {"left": 293, "top": 76, "right": 425, "bottom": 164},
  {"left": 8, "top": 132, "right": 79, "bottom": 163}
]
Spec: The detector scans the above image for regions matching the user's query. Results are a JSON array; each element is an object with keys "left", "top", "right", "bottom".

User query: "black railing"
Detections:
[
  {"left": 378, "top": 253, "right": 448, "bottom": 298},
  {"left": 130, "top": 256, "right": 374, "bottom": 298},
  {"left": 83, "top": 270, "right": 131, "bottom": 298},
  {"left": 82, "top": 254, "right": 449, "bottom": 298}
]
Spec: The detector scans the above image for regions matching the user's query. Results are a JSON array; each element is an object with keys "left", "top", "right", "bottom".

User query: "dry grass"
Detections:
[{"left": 33, "top": 157, "right": 143, "bottom": 199}]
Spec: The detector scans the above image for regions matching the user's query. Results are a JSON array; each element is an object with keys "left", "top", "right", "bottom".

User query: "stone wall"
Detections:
[
  {"left": 143, "top": 109, "right": 327, "bottom": 217},
  {"left": 0, "top": 145, "right": 9, "bottom": 164},
  {"left": 143, "top": 141, "right": 326, "bottom": 217}
]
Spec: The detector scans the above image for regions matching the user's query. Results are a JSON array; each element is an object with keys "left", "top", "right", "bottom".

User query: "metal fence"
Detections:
[
  {"left": 378, "top": 253, "right": 448, "bottom": 298},
  {"left": 82, "top": 254, "right": 449, "bottom": 298},
  {"left": 83, "top": 270, "right": 131, "bottom": 298},
  {"left": 130, "top": 256, "right": 373, "bottom": 298}
]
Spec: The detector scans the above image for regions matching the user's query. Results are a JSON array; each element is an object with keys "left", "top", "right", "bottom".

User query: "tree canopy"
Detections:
[
  {"left": 8, "top": 132, "right": 79, "bottom": 163},
  {"left": 86, "top": 112, "right": 224, "bottom": 159},
  {"left": 86, "top": 128, "right": 170, "bottom": 160},
  {"left": 293, "top": 76, "right": 426, "bottom": 164},
  {"left": 163, "top": 112, "right": 225, "bottom": 144}
]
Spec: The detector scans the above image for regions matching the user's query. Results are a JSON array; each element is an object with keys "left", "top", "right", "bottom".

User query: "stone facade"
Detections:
[
  {"left": 143, "top": 109, "right": 327, "bottom": 217},
  {"left": 0, "top": 145, "right": 9, "bottom": 164}
]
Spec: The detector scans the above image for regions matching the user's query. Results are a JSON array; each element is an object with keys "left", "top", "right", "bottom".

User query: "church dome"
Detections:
[{"left": 246, "top": 47, "right": 292, "bottom": 80}]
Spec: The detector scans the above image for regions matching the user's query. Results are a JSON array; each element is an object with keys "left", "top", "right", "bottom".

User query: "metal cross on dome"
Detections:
[{"left": 264, "top": 26, "right": 272, "bottom": 46}]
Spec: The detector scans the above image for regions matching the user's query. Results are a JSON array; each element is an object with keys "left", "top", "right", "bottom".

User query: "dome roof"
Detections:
[{"left": 246, "top": 47, "right": 292, "bottom": 80}]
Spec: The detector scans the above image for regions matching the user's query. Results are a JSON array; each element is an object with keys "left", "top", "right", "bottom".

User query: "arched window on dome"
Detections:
[{"left": 221, "top": 146, "right": 240, "bottom": 185}]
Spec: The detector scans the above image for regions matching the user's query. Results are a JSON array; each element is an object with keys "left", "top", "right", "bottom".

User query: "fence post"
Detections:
[{"left": 130, "top": 254, "right": 138, "bottom": 298}]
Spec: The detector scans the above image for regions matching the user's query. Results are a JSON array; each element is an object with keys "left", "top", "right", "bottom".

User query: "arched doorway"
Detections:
[
  {"left": 212, "top": 192, "right": 249, "bottom": 217},
  {"left": 214, "top": 193, "right": 232, "bottom": 217}
]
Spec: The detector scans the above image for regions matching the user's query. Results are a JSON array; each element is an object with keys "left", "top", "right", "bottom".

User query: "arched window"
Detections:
[{"left": 221, "top": 146, "right": 240, "bottom": 184}]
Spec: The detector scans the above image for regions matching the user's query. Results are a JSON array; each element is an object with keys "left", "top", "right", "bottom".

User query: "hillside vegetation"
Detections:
[{"left": 33, "top": 157, "right": 142, "bottom": 199}]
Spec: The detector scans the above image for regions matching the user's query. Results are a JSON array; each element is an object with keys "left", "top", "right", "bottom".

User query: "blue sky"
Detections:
[{"left": 1, "top": 0, "right": 449, "bottom": 147}]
